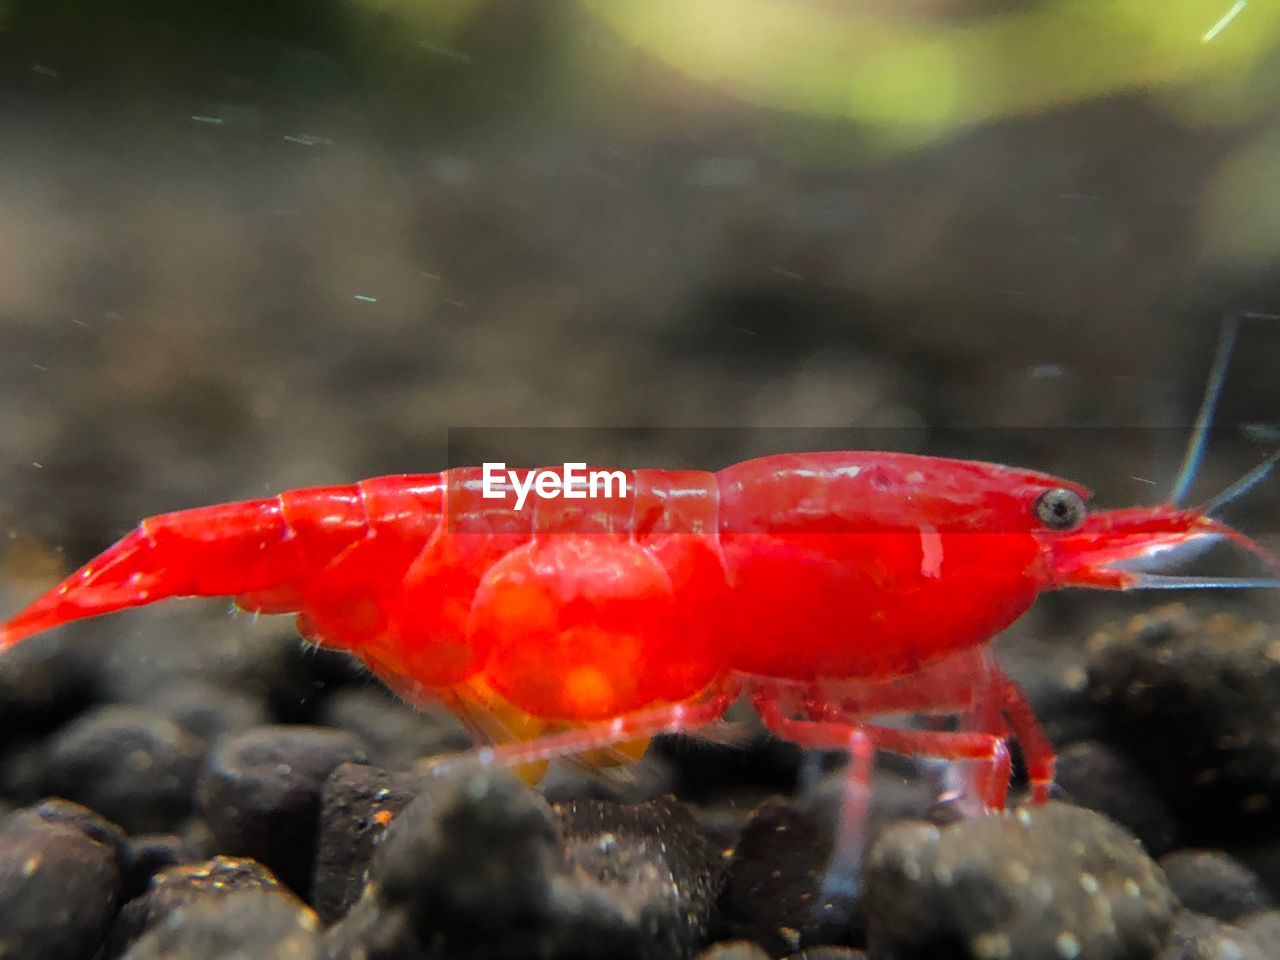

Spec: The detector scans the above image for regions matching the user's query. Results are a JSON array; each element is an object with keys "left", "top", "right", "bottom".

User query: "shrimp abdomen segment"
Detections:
[
  {"left": 0, "top": 475, "right": 446, "bottom": 648},
  {"left": 400, "top": 468, "right": 730, "bottom": 721},
  {"left": 277, "top": 475, "right": 449, "bottom": 665}
]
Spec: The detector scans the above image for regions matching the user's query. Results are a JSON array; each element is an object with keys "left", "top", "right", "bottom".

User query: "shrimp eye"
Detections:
[{"left": 1034, "top": 487, "right": 1086, "bottom": 531}]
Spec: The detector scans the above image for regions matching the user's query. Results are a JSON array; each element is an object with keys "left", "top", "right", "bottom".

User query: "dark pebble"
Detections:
[
  {"left": 312, "top": 762, "right": 423, "bottom": 923},
  {"left": 141, "top": 680, "right": 270, "bottom": 745},
  {"left": 43, "top": 704, "right": 206, "bottom": 834},
  {"left": 654, "top": 723, "right": 803, "bottom": 805},
  {"left": 107, "top": 855, "right": 294, "bottom": 958},
  {"left": 95, "top": 624, "right": 360, "bottom": 721},
  {"left": 1054, "top": 740, "right": 1182, "bottom": 856},
  {"left": 25, "top": 796, "right": 129, "bottom": 859},
  {"left": 782, "top": 950, "right": 868, "bottom": 960},
  {"left": 0, "top": 808, "right": 123, "bottom": 960},
  {"left": 270, "top": 640, "right": 369, "bottom": 723},
  {"left": 319, "top": 686, "right": 470, "bottom": 772},
  {"left": 715, "top": 767, "right": 933, "bottom": 955},
  {"left": 366, "top": 768, "right": 562, "bottom": 931},
  {"left": 180, "top": 818, "right": 217, "bottom": 862},
  {"left": 1230, "top": 833, "right": 1280, "bottom": 900},
  {"left": 118, "top": 889, "right": 321, "bottom": 960},
  {"left": 681, "top": 798, "right": 754, "bottom": 855},
  {"left": 1158, "top": 850, "right": 1273, "bottom": 922},
  {"left": 0, "top": 741, "right": 46, "bottom": 804},
  {"left": 799, "top": 762, "right": 938, "bottom": 836},
  {"left": 555, "top": 794, "right": 723, "bottom": 955},
  {"left": 865, "top": 802, "right": 1176, "bottom": 960},
  {"left": 98, "top": 626, "right": 357, "bottom": 725},
  {"left": 0, "top": 630, "right": 98, "bottom": 736},
  {"left": 328, "top": 766, "right": 720, "bottom": 960},
  {"left": 715, "top": 797, "right": 855, "bottom": 955},
  {"left": 121, "top": 833, "right": 192, "bottom": 901},
  {"left": 1086, "top": 604, "right": 1280, "bottom": 837},
  {"left": 325, "top": 768, "right": 560, "bottom": 959},
  {"left": 1161, "top": 908, "right": 1280, "bottom": 960},
  {"left": 97, "top": 624, "right": 284, "bottom": 707},
  {"left": 196, "top": 725, "right": 367, "bottom": 900}
]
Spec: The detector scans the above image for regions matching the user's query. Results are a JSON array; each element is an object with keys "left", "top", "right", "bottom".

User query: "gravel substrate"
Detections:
[{"left": 2, "top": 602, "right": 1278, "bottom": 959}]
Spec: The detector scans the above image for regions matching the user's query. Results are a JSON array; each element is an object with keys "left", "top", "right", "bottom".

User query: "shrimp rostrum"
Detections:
[{"left": 3, "top": 320, "right": 1278, "bottom": 885}]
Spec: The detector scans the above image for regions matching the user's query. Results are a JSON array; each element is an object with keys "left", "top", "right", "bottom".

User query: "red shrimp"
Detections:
[{"left": 3, "top": 320, "right": 1278, "bottom": 890}]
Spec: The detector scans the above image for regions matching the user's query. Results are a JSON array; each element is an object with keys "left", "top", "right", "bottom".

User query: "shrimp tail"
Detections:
[
  {"left": 0, "top": 480, "right": 421, "bottom": 649},
  {"left": 1, "top": 499, "right": 298, "bottom": 647},
  {"left": 2, "top": 527, "right": 151, "bottom": 646},
  {"left": 1, "top": 477, "right": 448, "bottom": 650}
]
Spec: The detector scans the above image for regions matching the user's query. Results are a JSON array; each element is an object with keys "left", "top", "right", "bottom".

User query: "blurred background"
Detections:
[{"left": 1, "top": 0, "right": 1278, "bottom": 625}]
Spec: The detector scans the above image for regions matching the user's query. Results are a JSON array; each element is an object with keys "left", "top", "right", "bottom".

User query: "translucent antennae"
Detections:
[
  {"left": 1201, "top": 449, "right": 1280, "bottom": 517},
  {"left": 1127, "top": 574, "right": 1280, "bottom": 590},
  {"left": 1169, "top": 316, "right": 1239, "bottom": 507}
]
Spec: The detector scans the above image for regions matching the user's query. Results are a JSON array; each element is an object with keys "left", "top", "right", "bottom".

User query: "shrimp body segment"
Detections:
[{"left": 2, "top": 451, "right": 1276, "bottom": 808}]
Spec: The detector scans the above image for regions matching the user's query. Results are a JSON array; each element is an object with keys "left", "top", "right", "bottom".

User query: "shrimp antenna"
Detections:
[
  {"left": 1169, "top": 316, "right": 1239, "bottom": 507},
  {"left": 1127, "top": 574, "right": 1280, "bottom": 590},
  {"left": 1201, "top": 449, "right": 1280, "bottom": 517}
]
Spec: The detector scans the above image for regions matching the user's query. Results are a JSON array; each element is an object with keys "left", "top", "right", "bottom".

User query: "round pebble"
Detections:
[
  {"left": 43, "top": 704, "right": 205, "bottom": 834},
  {"left": 865, "top": 802, "right": 1176, "bottom": 960},
  {"left": 312, "top": 762, "right": 423, "bottom": 923},
  {"left": 196, "top": 725, "right": 367, "bottom": 900},
  {"left": 1087, "top": 605, "right": 1280, "bottom": 837},
  {"left": 319, "top": 686, "right": 470, "bottom": 772},
  {"left": 326, "top": 766, "right": 721, "bottom": 960},
  {"left": 0, "top": 810, "right": 123, "bottom": 960},
  {"left": 119, "top": 889, "right": 321, "bottom": 960},
  {"left": 107, "top": 856, "right": 294, "bottom": 958},
  {"left": 1159, "top": 850, "right": 1273, "bottom": 923},
  {"left": 1054, "top": 740, "right": 1182, "bottom": 857}
]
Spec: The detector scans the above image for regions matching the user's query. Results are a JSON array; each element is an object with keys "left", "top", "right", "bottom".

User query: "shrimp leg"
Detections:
[
  {"left": 992, "top": 669, "right": 1055, "bottom": 802},
  {"left": 757, "top": 690, "right": 1016, "bottom": 808},
  {"left": 753, "top": 687, "right": 876, "bottom": 904},
  {"left": 754, "top": 684, "right": 1014, "bottom": 907},
  {"left": 815, "top": 651, "right": 1049, "bottom": 810},
  {"left": 420, "top": 683, "right": 740, "bottom": 778}
]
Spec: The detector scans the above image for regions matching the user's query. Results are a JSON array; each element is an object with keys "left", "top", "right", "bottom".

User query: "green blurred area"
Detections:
[
  {"left": 5, "top": 0, "right": 1277, "bottom": 267},
  {"left": 7, "top": 0, "right": 1278, "bottom": 134},
  {"left": 584, "top": 0, "right": 1280, "bottom": 139}
]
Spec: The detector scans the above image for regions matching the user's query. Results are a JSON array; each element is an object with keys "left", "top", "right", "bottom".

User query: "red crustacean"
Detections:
[{"left": 2, "top": 321, "right": 1278, "bottom": 880}]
